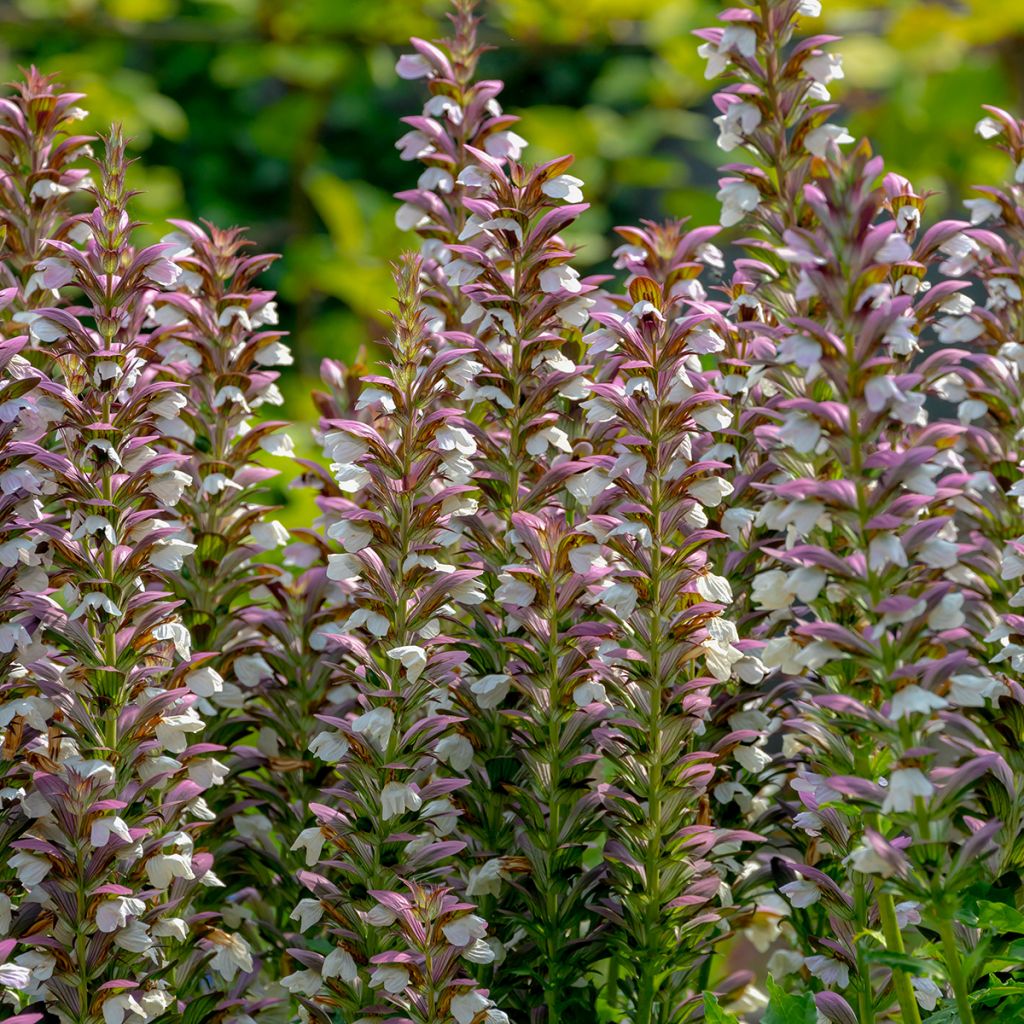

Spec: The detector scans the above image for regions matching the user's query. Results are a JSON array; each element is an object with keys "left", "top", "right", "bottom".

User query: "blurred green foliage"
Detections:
[{"left": 2, "top": 0, "right": 1022, "bottom": 520}]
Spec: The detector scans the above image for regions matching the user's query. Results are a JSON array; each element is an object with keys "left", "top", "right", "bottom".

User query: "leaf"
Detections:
[
  {"left": 764, "top": 977, "right": 817, "bottom": 1024},
  {"left": 975, "top": 901, "right": 1024, "bottom": 935},
  {"left": 703, "top": 992, "right": 740, "bottom": 1023},
  {"left": 180, "top": 993, "right": 221, "bottom": 1024},
  {"left": 922, "top": 1008, "right": 960, "bottom": 1024},
  {"left": 864, "top": 949, "right": 928, "bottom": 975}
]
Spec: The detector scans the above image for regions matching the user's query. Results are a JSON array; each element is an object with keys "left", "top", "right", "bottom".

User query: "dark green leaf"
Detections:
[{"left": 763, "top": 977, "right": 817, "bottom": 1024}]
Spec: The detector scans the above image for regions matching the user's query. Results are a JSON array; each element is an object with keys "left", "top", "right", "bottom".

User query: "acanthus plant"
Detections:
[
  {"left": 740, "top": 125, "right": 1020, "bottom": 1023},
  {"left": 286, "top": 255, "right": 503, "bottom": 1024},
  {"left": 145, "top": 220, "right": 310, "bottom": 981},
  {"left": 578, "top": 234, "right": 765, "bottom": 1022},
  {"left": 1, "top": 129, "right": 255, "bottom": 1023},
  {"left": 394, "top": 20, "right": 617, "bottom": 1017},
  {"left": 3, "top": 3, "right": 1024, "bottom": 1024}
]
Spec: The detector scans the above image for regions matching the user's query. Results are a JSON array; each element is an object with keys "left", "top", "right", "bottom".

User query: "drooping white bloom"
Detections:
[
  {"left": 208, "top": 931, "right": 254, "bottom": 981},
  {"left": 804, "top": 954, "right": 850, "bottom": 989},
  {"left": 494, "top": 572, "right": 536, "bottom": 608},
  {"left": 381, "top": 781, "right": 422, "bottom": 819},
  {"left": 290, "top": 827, "right": 326, "bottom": 868},
  {"left": 470, "top": 673, "right": 512, "bottom": 710},
  {"left": 539, "top": 264, "right": 582, "bottom": 294},
  {"left": 716, "top": 180, "right": 760, "bottom": 227},
  {"left": 541, "top": 174, "right": 584, "bottom": 203},
  {"left": 780, "top": 879, "right": 820, "bottom": 909},
  {"left": 371, "top": 964, "right": 411, "bottom": 994},
  {"left": 146, "top": 852, "right": 195, "bottom": 889},
  {"left": 90, "top": 815, "right": 133, "bottom": 848},
  {"left": 352, "top": 706, "right": 395, "bottom": 750},
  {"left": 386, "top": 645, "right": 428, "bottom": 683}
]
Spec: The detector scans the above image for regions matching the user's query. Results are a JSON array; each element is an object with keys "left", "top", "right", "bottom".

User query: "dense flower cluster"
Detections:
[{"left": 3, "top": 3, "right": 1024, "bottom": 1024}]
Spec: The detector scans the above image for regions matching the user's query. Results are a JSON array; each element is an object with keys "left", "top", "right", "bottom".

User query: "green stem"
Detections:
[
  {"left": 937, "top": 917, "right": 974, "bottom": 1024},
  {"left": 854, "top": 875, "right": 876, "bottom": 1024},
  {"left": 876, "top": 890, "right": 922, "bottom": 1024}
]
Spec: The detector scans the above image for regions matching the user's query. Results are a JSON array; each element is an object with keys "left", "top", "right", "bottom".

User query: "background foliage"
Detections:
[{"left": 3, "top": 0, "right": 1023, "bottom": 515}]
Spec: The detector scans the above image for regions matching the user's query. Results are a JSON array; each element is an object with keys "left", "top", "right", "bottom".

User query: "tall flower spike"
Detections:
[
  {"left": 394, "top": 0, "right": 528, "bottom": 332},
  {"left": 2, "top": 129, "right": 249, "bottom": 1021},
  {"left": 754, "top": 141, "right": 1005, "bottom": 1024},
  {"left": 0, "top": 68, "right": 93, "bottom": 313},
  {"left": 290, "top": 255, "right": 499, "bottom": 1024},
  {"left": 441, "top": 154, "right": 610, "bottom": 1012},
  {"left": 396, "top": 12, "right": 610, "bottom": 1007},
  {"left": 584, "top": 270, "right": 757, "bottom": 1022},
  {"left": 146, "top": 220, "right": 299, "bottom": 989}
]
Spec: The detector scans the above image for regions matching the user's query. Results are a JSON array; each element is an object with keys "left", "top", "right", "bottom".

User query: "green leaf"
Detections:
[
  {"left": 703, "top": 993, "right": 740, "bottom": 1023},
  {"left": 975, "top": 901, "right": 1024, "bottom": 935},
  {"left": 763, "top": 977, "right": 817, "bottom": 1024},
  {"left": 922, "top": 1007, "right": 959, "bottom": 1024},
  {"left": 864, "top": 949, "right": 928, "bottom": 976}
]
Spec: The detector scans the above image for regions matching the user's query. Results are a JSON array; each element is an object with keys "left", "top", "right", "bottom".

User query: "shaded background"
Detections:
[{"left": 4, "top": 0, "right": 1023, "bottom": 512}]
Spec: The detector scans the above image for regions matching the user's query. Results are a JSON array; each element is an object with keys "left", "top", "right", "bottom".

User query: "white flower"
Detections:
[
  {"left": 323, "top": 946, "right": 359, "bottom": 982},
  {"left": 281, "top": 968, "right": 322, "bottom": 996},
  {"left": 146, "top": 852, "right": 194, "bottom": 888},
  {"left": 778, "top": 411, "right": 822, "bottom": 453},
  {"left": 470, "top": 673, "right": 512, "bottom": 710},
  {"left": 541, "top": 174, "right": 584, "bottom": 203},
  {"left": 435, "top": 733, "right": 474, "bottom": 771},
  {"left": 494, "top": 572, "right": 536, "bottom": 608},
  {"left": 290, "top": 899, "right": 325, "bottom": 932},
  {"left": 780, "top": 879, "right": 820, "bottom": 908},
  {"left": 90, "top": 815, "right": 133, "bottom": 848},
  {"left": 186, "top": 665, "right": 224, "bottom": 698},
  {"left": 714, "top": 100, "right": 762, "bottom": 151},
  {"left": 483, "top": 130, "right": 528, "bottom": 160},
  {"left": 328, "top": 518, "right": 374, "bottom": 552},
  {"left": 698, "top": 25, "right": 757, "bottom": 78},
  {"left": 371, "top": 965, "right": 411, "bottom": 994},
  {"left": 10, "top": 850, "right": 49, "bottom": 887},
  {"left": 95, "top": 895, "right": 146, "bottom": 933},
  {"left": 101, "top": 992, "right": 145, "bottom": 1024},
  {"left": 572, "top": 680, "right": 608, "bottom": 707},
  {"left": 150, "top": 538, "right": 198, "bottom": 571},
  {"left": 208, "top": 931, "right": 253, "bottom": 981},
  {"left": 975, "top": 116, "right": 1003, "bottom": 139},
  {"left": 965, "top": 197, "right": 1001, "bottom": 225},
  {"left": 443, "top": 914, "right": 489, "bottom": 947},
  {"left": 234, "top": 654, "right": 273, "bottom": 686},
  {"left": 539, "top": 264, "right": 582, "bottom": 294},
  {"left": 69, "top": 592, "right": 122, "bottom": 621},
  {"left": 804, "top": 954, "right": 850, "bottom": 989},
  {"left": 928, "top": 592, "right": 965, "bottom": 631},
  {"left": 467, "top": 858, "right": 505, "bottom": 897},
  {"left": 250, "top": 520, "right": 290, "bottom": 549},
  {"left": 352, "top": 705, "right": 395, "bottom": 750},
  {"left": 891, "top": 685, "right": 948, "bottom": 719},
  {"left": 326, "top": 553, "right": 362, "bottom": 581},
  {"left": 396, "top": 52, "right": 433, "bottom": 79},
  {"left": 716, "top": 179, "right": 760, "bottom": 227},
  {"left": 912, "top": 977, "right": 942, "bottom": 1011},
  {"left": 452, "top": 991, "right": 493, "bottom": 1024},
  {"left": 309, "top": 730, "right": 350, "bottom": 763},
  {"left": 804, "top": 123, "right": 854, "bottom": 157},
  {"left": 395, "top": 201, "right": 428, "bottom": 231},
  {"left": 696, "top": 573, "right": 732, "bottom": 603},
  {"left": 690, "top": 476, "right": 733, "bottom": 507},
  {"left": 381, "top": 781, "right": 422, "bottom": 819},
  {"left": 290, "top": 827, "right": 326, "bottom": 867},
  {"left": 387, "top": 644, "right": 428, "bottom": 683},
  {"left": 949, "top": 672, "right": 1001, "bottom": 707},
  {"left": 848, "top": 842, "right": 895, "bottom": 878}
]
